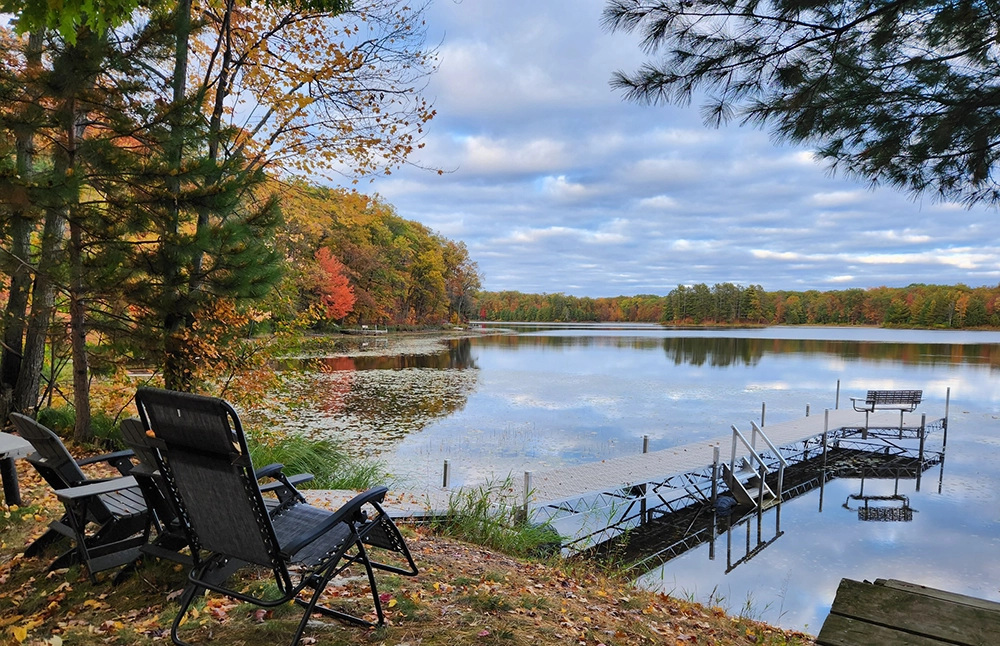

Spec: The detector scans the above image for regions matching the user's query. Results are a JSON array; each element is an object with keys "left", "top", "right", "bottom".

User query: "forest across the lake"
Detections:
[{"left": 475, "top": 282, "right": 1000, "bottom": 328}]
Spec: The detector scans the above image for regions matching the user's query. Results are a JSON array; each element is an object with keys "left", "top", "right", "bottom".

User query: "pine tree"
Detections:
[{"left": 605, "top": 0, "right": 1000, "bottom": 205}]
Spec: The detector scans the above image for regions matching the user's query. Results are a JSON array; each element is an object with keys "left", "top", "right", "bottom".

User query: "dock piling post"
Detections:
[
  {"left": 835, "top": 379, "right": 840, "bottom": 409},
  {"left": 643, "top": 435, "right": 649, "bottom": 454},
  {"left": 806, "top": 403, "right": 810, "bottom": 417},
  {"left": 917, "top": 413, "right": 927, "bottom": 492},
  {"left": 443, "top": 459, "right": 451, "bottom": 488},
  {"left": 944, "top": 387, "right": 951, "bottom": 450},
  {"left": 761, "top": 402, "right": 766, "bottom": 427},
  {"left": 756, "top": 464, "right": 765, "bottom": 542},
  {"left": 822, "top": 409, "right": 830, "bottom": 471},
  {"left": 523, "top": 471, "right": 533, "bottom": 520},
  {"left": 711, "top": 445, "right": 719, "bottom": 508}
]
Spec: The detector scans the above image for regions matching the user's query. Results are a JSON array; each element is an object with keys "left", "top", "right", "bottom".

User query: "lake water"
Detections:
[{"left": 279, "top": 324, "right": 1000, "bottom": 632}]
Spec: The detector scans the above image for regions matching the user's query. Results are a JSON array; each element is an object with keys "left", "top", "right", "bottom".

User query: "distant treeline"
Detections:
[{"left": 475, "top": 283, "right": 1000, "bottom": 328}]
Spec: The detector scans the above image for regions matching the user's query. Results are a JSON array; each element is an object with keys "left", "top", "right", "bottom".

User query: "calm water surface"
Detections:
[{"left": 280, "top": 324, "right": 1000, "bottom": 632}]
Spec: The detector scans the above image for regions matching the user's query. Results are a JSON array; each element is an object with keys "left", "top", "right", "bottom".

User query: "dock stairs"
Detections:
[
  {"left": 722, "top": 461, "right": 777, "bottom": 508},
  {"left": 724, "top": 422, "right": 786, "bottom": 509}
]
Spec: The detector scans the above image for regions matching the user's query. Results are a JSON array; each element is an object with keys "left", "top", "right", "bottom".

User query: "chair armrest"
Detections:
[
  {"left": 54, "top": 476, "right": 139, "bottom": 502},
  {"left": 77, "top": 449, "right": 136, "bottom": 475},
  {"left": 279, "top": 486, "right": 388, "bottom": 559},
  {"left": 849, "top": 397, "right": 873, "bottom": 412},
  {"left": 254, "top": 463, "right": 284, "bottom": 479},
  {"left": 260, "top": 472, "right": 313, "bottom": 494},
  {"left": 256, "top": 463, "right": 313, "bottom": 502}
]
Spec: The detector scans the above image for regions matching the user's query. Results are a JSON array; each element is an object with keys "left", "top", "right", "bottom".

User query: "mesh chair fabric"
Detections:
[{"left": 166, "top": 447, "right": 275, "bottom": 567}]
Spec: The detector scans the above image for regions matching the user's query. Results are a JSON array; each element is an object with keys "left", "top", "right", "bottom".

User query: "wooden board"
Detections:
[
  {"left": 817, "top": 614, "right": 949, "bottom": 646},
  {"left": 876, "top": 579, "right": 1000, "bottom": 614},
  {"left": 817, "top": 579, "right": 1000, "bottom": 646}
]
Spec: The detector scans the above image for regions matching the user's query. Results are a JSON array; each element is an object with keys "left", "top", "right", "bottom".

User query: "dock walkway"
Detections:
[
  {"left": 526, "top": 408, "right": 918, "bottom": 506},
  {"left": 304, "top": 407, "right": 938, "bottom": 525}
]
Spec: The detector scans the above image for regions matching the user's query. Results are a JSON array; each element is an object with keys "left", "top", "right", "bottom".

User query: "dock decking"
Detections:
[
  {"left": 526, "top": 408, "right": 925, "bottom": 506},
  {"left": 818, "top": 578, "right": 1000, "bottom": 646}
]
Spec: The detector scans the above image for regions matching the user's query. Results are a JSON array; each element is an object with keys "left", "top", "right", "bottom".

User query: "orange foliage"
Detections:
[{"left": 314, "top": 247, "right": 356, "bottom": 321}]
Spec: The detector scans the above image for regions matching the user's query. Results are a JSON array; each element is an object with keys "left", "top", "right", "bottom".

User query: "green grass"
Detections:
[
  {"left": 432, "top": 477, "right": 562, "bottom": 559},
  {"left": 247, "top": 433, "right": 388, "bottom": 491}
]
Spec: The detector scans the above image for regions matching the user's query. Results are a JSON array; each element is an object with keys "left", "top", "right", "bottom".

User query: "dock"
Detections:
[
  {"left": 818, "top": 578, "right": 1000, "bottom": 646},
  {"left": 523, "top": 404, "right": 945, "bottom": 550},
  {"left": 527, "top": 408, "right": 913, "bottom": 504},
  {"left": 307, "top": 390, "right": 949, "bottom": 558}
]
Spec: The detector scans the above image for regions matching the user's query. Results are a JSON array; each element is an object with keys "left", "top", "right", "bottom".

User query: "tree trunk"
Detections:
[
  {"left": 162, "top": 0, "right": 193, "bottom": 391},
  {"left": 69, "top": 217, "right": 92, "bottom": 442},
  {"left": 0, "top": 30, "right": 44, "bottom": 424},
  {"left": 14, "top": 205, "right": 65, "bottom": 414}
]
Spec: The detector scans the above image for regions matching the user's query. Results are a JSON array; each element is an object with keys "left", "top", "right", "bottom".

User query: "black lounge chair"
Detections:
[
  {"left": 134, "top": 388, "right": 418, "bottom": 646},
  {"left": 9, "top": 413, "right": 148, "bottom": 581},
  {"left": 116, "top": 418, "right": 316, "bottom": 575}
]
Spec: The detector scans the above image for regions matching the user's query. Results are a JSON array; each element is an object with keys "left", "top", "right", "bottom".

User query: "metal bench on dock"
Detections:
[
  {"left": 851, "top": 389, "right": 922, "bottom": 429},
  {"left": 817, "top": 578, "right": 1000, "bottom": 646}
]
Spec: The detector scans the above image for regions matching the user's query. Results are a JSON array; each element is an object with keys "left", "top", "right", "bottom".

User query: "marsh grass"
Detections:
[
  {"left": 432, "top": 476, "right": 561, "bottom": 559},
  {"left": 247, "top": 433, "right": 388, "bottom": 490}
]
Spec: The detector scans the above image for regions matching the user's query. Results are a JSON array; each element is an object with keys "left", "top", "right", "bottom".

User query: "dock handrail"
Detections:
[
  {"left": 731, "top": 422, "right": 786, "bottom": 509},
  {"left": 751, "top": 420, "right": 787, "bottom": 502},
  {"left": 730, "top": 424, "right": 769, "bottom": 477}
]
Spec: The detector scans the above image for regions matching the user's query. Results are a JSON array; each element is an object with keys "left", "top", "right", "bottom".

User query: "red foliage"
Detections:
[{"left": 314, "top": 247, "right": 356, "bottom": 321}]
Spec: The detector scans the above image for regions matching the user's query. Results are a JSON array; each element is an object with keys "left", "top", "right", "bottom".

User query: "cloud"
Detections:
[
  {"left": 638, "top": 195, "right": 680, "bottom": 210},
  {"left": 354, "top": 0, "right": 1000, "bottom": 297},
  {"left": 461, "top": 136, "right": 569, "bottom": 175},
  {"left": 811, "top": 191, "right": 865, "bottom": 207},
  {"left": 539, "top": 175, "right": 591, "bottom": 201}
]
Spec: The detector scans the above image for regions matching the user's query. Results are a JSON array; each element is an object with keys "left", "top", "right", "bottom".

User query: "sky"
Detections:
[{"left": 369, "top": 0, "right": 1000, "bottom": 298}]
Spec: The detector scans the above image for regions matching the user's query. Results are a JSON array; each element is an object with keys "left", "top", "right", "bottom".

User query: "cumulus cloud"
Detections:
[
  {"left": 362, "top": 0, "right": 1000, "bottom": 297},
  {"left": 461, "top": 136, "right": 569, "bottom": 175}
]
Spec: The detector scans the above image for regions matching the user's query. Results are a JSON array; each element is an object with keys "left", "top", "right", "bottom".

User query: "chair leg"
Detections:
[
  {"left": 355, "top": 538, "right": 386, "bottom": 626},
  {"left": 170, "top": 579, "right": 206, "bottom": 646},
  {"left": 25, "top": 527, "right": 65, "bottom": 557},
  {"left": 292, "top": 539, "right": 385, "bottom": 639}
]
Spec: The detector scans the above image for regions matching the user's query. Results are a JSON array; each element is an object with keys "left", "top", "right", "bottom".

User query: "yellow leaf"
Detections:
[
  {"left": 387, "top": 599, "right": 397, "bottom": 608},
  {"left": 11, "top": 626, "right": 27, "bottom": 642}
]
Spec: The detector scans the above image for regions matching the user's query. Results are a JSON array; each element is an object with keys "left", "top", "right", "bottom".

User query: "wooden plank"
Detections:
[
  {"left": 828, "top": 579, "right": 1000, "bottom": 646},
  {"left": 876, "top": 579, "right": 1000, "bottom": 614},
  {"left": 817, "top": 613, "right": 949, "bottom": 646}
]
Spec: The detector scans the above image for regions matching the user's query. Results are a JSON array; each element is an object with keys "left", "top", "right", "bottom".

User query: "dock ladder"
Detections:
[{"left": 722, "top": 421, "right": 787, "bottom": 509}]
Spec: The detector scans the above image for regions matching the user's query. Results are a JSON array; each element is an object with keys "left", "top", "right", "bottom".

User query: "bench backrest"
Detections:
[{"left": 865, "top": 389, "right": 922, "bottom": 405}]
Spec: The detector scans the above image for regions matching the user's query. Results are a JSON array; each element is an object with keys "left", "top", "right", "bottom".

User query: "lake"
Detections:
[{"left": 277, "top": 324, "right": 1000, "bottom": 632}]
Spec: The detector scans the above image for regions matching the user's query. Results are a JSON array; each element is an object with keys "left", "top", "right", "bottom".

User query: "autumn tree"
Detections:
[
  {"left": 313, "top": 247, "right": 356, "bottom": 322},
  {"left": 0, "top": 0, "right": 438, "bottom": 408},
  {"left": 604, "top": 0, "right": 1000, "bottom": 205}
]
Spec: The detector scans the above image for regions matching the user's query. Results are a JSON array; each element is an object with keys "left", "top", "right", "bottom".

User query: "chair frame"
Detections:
[
  {"left": 135, "top": 388, "right": 418, "bottom": 646},
  {"left": 115, "top": 418, "right": 317, "bottom": 580},
  {"left": 9, "top": 413, "right": 148, "bottom": 581}
]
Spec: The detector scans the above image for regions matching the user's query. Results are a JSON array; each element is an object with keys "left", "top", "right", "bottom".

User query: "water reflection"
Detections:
[
  {"left": 267, "top": 326, "right": 1000, "bottom": 632},
  {"left": 276, "top": 340, "right": 479, "bottom": 453},
  {"left": 473, "top": 334, "right": 1000, "bottom": 369}
]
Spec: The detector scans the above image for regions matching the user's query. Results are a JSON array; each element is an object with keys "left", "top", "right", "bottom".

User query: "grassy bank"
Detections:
[{"left": 0, "top": 461, "right": 814, "bottom": 646}]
